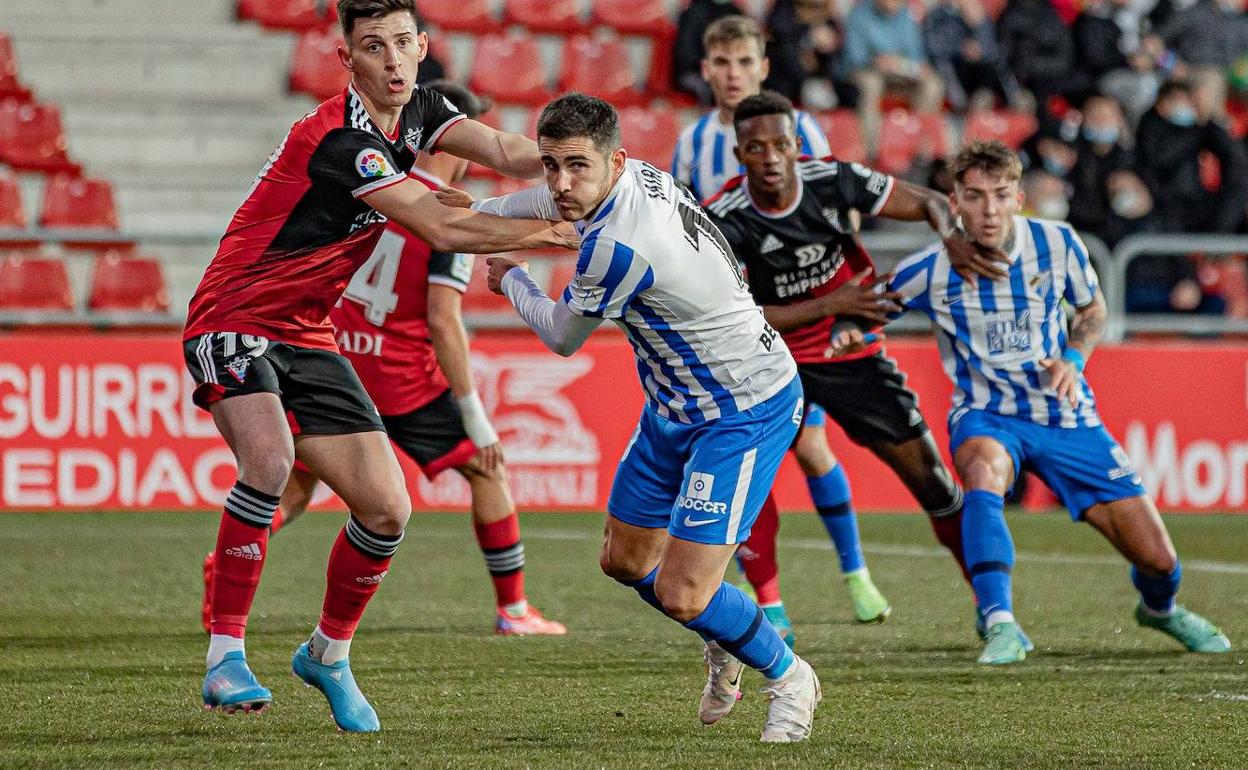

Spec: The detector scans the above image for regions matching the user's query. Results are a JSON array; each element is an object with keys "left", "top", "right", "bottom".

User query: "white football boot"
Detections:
[
  {"left": 698, "top": 641, "right": 743, "bottom": 725},
  {"left": 759, "top": 656, "right": 821, "bottom": 743}
]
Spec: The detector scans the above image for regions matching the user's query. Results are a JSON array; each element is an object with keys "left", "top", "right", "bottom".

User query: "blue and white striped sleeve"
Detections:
[
  {"left": 796, "top": 111, "right": 831, "bottom": 158},
  {"left": 561, "top": 234, "right": 654, "bottom": 319},
  {"left": 886, "top": 248, "right": 937, "bottom": 321},
  {"left": 672, "top": 125, "right": 694, "bottom": 185},
  {"left": 1061, "top": 227, "right": 1099, "bottom": 307}
]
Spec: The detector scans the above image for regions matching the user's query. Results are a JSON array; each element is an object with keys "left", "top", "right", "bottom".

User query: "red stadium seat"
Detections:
[
  {"left": 591, "top": 0, "right": 675, "bottom": 37},
  {"left": 618, "top": 106, "right": 680, "bottom": 168},
  {"left": 0, "top": 168, "right": 27, "bottom": 229},
  {"left": 289, "top": 28, "right": 350, "bottom": 101},
  {"left": 461, "top": 253, "right": 517, "bottom": 313},
  {"left": 963, "top": 109, "right": 1038, "bottom": 149},
  {"left": 814, "top": 110, "right": 868, "bottom": 164},
  {"left": 0, "top": 100, "right": 76, "bottom": 173},
  {"left": 558, "top": 36, "right": 644, "bottom": 107},
  {"left": 0, "top": 253, "right": 74, "bottom": 311},
  {"left": 470, "top": 33, "right": 552, "bottom": 106},
  {"left": 0, "top": 33, "right": 32, "bottom": 102},
  {"left": 237, "top": 0, "right": 322, "bottom": 31},
  {"left": 40, "top": 175, "right": 120, "bottom": 244},
  {"left": 875, "top": 110, "right": 946, "bottom": 175},
  {"left": 420, "top": 0, "right": 500, "bottom": 33},
  {"left": 88, "top": 252, "right": 170, "bottom": 313},
  {"left": 505, "top": 0, "right": 587, "bottom": 34}
]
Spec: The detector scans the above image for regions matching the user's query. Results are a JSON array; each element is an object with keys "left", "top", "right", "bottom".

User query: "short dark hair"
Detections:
[
  {"left": 703, "top": 15, "right": 766, "bottom": 58},
  {"left": 535, "top": 93, "right": 620, "bottom": 153},
  {"left": 1157, "top": 80, "right": 1193, "bottom": 102},
  {"left": 952, "top": 140, "right": 1023, "bottom": 185},
  {"left": 733, "top": 91, "right": 796, "bottom": 133},
  {"left": 425, "top": 79, "right": 492, "bottom": 120},
  {"left": 337, "top": 0, "right": 417, "bottom": 38}
]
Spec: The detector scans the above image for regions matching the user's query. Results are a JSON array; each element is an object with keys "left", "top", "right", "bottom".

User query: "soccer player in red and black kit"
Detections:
[
  {"left": 184, "top": 0, "right": 574, "bottom": 732},
  {"left": 705, "top": 92, "right": 1008, "bottom": 628},
  {"left": 203, "top": 81, "right": 567, "bottom": 637}
]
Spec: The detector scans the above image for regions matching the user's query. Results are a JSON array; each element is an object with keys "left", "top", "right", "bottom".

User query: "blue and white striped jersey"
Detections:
[
  {"left": 564, "top": 159, "right": 797, "bottom": 424},
  {"left": 672, "top": 109, "right": 831, "bottom": 202},
  {"left": 888, "top": 216, "right": 1102, "bottom": 428}
]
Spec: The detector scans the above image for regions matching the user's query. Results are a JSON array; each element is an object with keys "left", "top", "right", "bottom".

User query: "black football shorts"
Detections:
[{"left": 798, "top": 353, "right": 930, "bottom": 446}]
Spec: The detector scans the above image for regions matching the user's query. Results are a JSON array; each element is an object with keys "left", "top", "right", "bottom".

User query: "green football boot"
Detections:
[
  {"left": 844, "top": 569, "right": 891, "bottom": 624},
  {"left": 1134, "top": 603, "right": 1231, "bottom": 653},
  {"left": 977, "top": 621, "right": 1027, "bottom": 665}
]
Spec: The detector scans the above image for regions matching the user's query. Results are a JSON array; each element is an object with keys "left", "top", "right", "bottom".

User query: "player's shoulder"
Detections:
[
  {"left": 704, "top": 175, "right": 749, "bottom": 218},
  {"left": 893, "top": 242, "right": 945, "bottom": 280},
  {"left": 1020, "top": 215, "right": 1083, "bottom": 251}
]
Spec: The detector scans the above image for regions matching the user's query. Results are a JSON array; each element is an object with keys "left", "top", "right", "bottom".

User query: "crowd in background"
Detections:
[{"left": 673, "top": 0, "right": 1248, "bottom": 317}]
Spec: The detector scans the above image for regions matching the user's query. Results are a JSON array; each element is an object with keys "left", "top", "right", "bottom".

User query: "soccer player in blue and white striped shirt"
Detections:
[
  {"left": 479, "top": 94, "right": 821, "bottom": 742},
  {"left": 860, "top": 141, "right": 1231, "bottom": 664}
]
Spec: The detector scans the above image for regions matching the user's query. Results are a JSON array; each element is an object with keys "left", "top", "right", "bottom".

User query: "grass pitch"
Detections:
[{"left": 2, "top": 510, "right": 1246, "bottom": 769}]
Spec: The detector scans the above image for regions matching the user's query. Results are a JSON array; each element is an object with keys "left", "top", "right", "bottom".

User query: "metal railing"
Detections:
[{"left": 2, "top": 228, "right": 1244, "bottom": 339}]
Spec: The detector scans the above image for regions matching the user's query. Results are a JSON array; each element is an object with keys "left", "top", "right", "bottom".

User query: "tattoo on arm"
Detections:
[{"left": 1069, "top": 296, "right": 1107, "bottom": 355}]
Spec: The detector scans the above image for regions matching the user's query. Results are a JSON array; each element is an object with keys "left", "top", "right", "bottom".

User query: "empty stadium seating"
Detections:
[
  {"left": 40, "top": 175, "right": 121, "bottom": 249},
  {"left": 0, "top": 100, "right": 75, "bottom": 173},
  {"left": 963, "top": 109, "right": 1039, "bottom": 149},
  {"left": 420, "top": 0, "right": 499, "bottom": 33},
  {"left": 618, "top": 106, "right": 680, "bottom": 168},
  {"left": 0, "top": 32, "right": 31, "bottom": 102},
  {"left": 0, "top": 253, "right": 74, "bottom": 311},
  {"left": 0, "top": 168, "right": 27, "bottom": 229},
  {"left": 505, "top": 0, "right": 587, "bottom": 35},
  {"left": 591, "top": 0, "right": 675, "bottom": 37},
  {"left": 88, "top": 252, "right": 171, "bottom": 313},
  {"left": 558, "top": 35, "right": 644, "bottom": 107},
  {"left": 876, "top": 110, "right": 948, "bottom": 176},
  {"left": 814, "top": 110, "right": 868, "bottom": 164},
  {"left": 470, "top": 33, "right": 552, "bottom": 106},
  {"left": 290, "top": 27, "right": 350, "bottom": 101},
  {"left": 237, "top": 0, "right": 323, "bottom": 32}
]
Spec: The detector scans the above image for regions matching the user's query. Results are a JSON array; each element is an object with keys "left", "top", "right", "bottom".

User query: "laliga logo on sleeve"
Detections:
[{"left": 356, "top": 149, "right": 392, "bottom": 179}]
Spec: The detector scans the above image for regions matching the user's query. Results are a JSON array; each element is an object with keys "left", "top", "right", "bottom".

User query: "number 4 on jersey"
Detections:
[{"left": 342, "top": 229, "right": 403, "bottom": 325}]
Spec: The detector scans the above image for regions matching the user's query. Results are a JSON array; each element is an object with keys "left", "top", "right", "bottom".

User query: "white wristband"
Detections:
[{"left": 456, "top": 391, "right": 499, "bottom": 449}]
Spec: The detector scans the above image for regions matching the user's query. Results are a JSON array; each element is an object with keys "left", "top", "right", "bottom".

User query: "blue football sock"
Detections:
[
  {"left": 685, "top": 582, "right": 795, "bottom": 679},
  {"left": 1132, "top": 561, "right": 1181, "bottom": 614},
  {"left": 810, "top": 464, "right": 865, "bottom": 573},
  {"left": 962, "top": 490, "right": 1015, "bottom": 622},
  {"left": 620, "top": 566, "right": 665, "bottom": 614}
]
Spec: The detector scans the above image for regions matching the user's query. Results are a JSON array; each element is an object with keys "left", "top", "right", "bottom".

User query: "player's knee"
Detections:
[
  {"left": 959, "top": 455, "right": 1010, "bottom": 494},
  {"left": 653, "top": 580, "right": 708, "bottom": 623},
  {"left": 598, "top": 546, "right": 648, "bottom": 584},
  {"left": 1137, "top": 545, "right": 1178, "bottom": 576},
  {"left": 238, "top": 452, "right": 295, "bottom": 496},
  {"left": 353, "top": 488, "right": 412, "bottom": 536}
]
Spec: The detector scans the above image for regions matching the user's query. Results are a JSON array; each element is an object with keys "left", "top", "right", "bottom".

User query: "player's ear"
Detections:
[
  {"left": 700, "top": 57, "right": 712, "bottom": 83},
  {"left": 611, "top": 147, "right": 628, "bottom": 174},
  {"left": 759, "top": 56, "right": 771, "bottom": 82},
  {"left": 417, "top": 30, "right": 429, "bottom": 62},
  {"left": 948, "top": 188, "right": 960, "bottom": 218},
  {"left": 338, "top": 44, "right": 353, "bottom": 71}
]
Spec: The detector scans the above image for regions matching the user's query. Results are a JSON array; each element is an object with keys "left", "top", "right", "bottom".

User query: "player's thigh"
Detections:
[
  {"left": 654, "top": 539, "right": 742, "bottom": 621},
  {"left": 949, "top": 410, "right": 1021, "bottom": 495},
  {"left": 799, "top": 355, "right": 930, "bottom": 449},
  {"left": 1027, "top": 423, "right": 1152, "bottom": 523},
  {"left": 606, "top": 410, "right": 687, "bottom": 536},
  {"left": 1083, "top": 495, "right": 1177, "bottom": 575},
  {"left": 280, "top": 462, "right": 321, "bottom": 520},
  {"left": 792, "top": 407, "right": 836, "bottom": 477},
  {"left": 295, "top": 431, "right": 410, "bottom": 535},
  {"left": 671, "top": 379, "right": 802, "bottom": 547},
  {"left": 210, "top": 393, "right": 295, "bottom": 494},
  {"left": 381, "top": 390, "right": 479, "bottom": 480},
  {"left": 868, "top": 431, "right": 961, "bottom": 510},
  {"left": 599, "top": 515, "right": 670, "bottom": 582}
]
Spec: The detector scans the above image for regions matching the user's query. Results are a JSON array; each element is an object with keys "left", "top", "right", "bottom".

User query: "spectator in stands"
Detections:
[
  {"left": 1136, "top": 80, "right": 1248, "bottom": 233},
  {"left": 1067, "top": 94, "right": 1154, "bottom": 245},
  {"left": 843, "top": 0, "right": 944, "bottom": 155},
  {"left": 1074, "top": 0, "right": 1162, "bottom": 125},
  {"left": 764, "top": 0, "right": 858, "bottom": 110},
  {"left": 674, "top": 0, "right": 747, "bottom": 104},
  {"left": 1022, "top": 169, "right": 1072, "bottom": 220},
  {"left": 1126, "top": 254, "right": 1229, "bottom": 314},
  {"left": 996, "top": 0, "right": 1088, "bottom": 117},
  {"left": 1145, "top": 0, "right": 1248, "bottom": 120},
  {"left": 923, "top": 0, "right": 1020, "bottom": 112}
]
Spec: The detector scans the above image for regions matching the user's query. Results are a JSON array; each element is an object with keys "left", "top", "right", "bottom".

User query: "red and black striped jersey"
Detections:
[{"left": 184, "top": 83, "right": 465, "bottom": 350}]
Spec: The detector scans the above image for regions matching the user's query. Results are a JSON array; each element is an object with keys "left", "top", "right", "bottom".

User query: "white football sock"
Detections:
[
  {"left": 308, "top": 625, "right": 352, "bottom": 665},
  {"left": 206, "top": 634, "right": 244, "bottom": 669}
]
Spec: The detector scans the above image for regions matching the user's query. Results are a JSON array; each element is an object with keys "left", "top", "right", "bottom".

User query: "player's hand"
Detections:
[
  {"left": 823, "top": 269, "right": 903, "bottom": 324},
  {"left": 945, "top": 229, "right": 1010, "bottom": 281},
  {"left": 435, "top": 185, "right": 475, "bottom": 209},
  {"left": 827, "top": 325, "right": 880, "bottom": 358},
  {"left": 475, "top": 443, "right": 504, "bottom": 472},
  {"left": 1039, "top": 357, "right": 1080, "bottom": 407},
  {"left": 551, "top": 220, "right": 579, "bottom": 251},
  {"left": 486, "top": 256, "right": 528, "bottom": 294}
]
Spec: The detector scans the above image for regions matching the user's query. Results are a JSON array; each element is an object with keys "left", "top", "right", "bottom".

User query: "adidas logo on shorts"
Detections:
[{"left": 225, "top": 543, "right": 262, "bottom": 561}]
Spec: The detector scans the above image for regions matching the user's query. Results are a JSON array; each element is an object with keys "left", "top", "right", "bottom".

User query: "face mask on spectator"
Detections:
[
  {"left": 1111, "top": 190, "right": 1142, "bottom": 218},
  {"left": 1035, "top": 197, "right": 1069, "bottom": 221},
  {"left": 1166, "top": 105, "right": 1198, "bottom": 127},
  {"left": 1042, "top": 156, "right": 1070, "bottom": 176},
  {"left": 1082, "top": 125, "right": 1119, "bottom": 145}
]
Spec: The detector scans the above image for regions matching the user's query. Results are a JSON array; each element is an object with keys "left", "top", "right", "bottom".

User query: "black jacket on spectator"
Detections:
[
  {"left": 1136, "top": 110, "right": 1248, "bottom": 233},
  {"left": 764, "top": 0, "right": 856, "bottom": 107},
  {"left": 1072, "top": 10, "right": 1128, "bottom": 79},
  {"left": 997, "top": 0, "right": 1089, "bottom": 112},
  {"left": 1067, "top": 139, "right": 1138, "bottom": 245},
  {"left": 672, "top": 0, "right": 746, "bottom": 103}
]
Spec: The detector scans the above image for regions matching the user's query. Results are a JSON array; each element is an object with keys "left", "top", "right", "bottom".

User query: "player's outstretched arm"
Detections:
[
  {"left": 762, "top": 269, "right": 902, "bottom": 332},
  {"left": 436, "top": 119, "right": 543, "bottom": 180},
  {"left": 487, "top": 257, "right": 602, "bottom": 357},
  {"left": 1040, "top": 288, "right": 1107, "bottom": 407},
  {"left": 428, "top": 283, "right": 503, "bottom": 469},
  {"left": 364, "top": 177, "right": 576, "bottom": 254},
  {"left": 876, "top": 178, "right": 1011, "bottom": 280}
]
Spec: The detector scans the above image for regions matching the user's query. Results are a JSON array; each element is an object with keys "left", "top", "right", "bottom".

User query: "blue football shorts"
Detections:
[
  {"left": 949, "top": 408, "right": 1147, "bottom": 520},
  {"left": 608, "top": 377, "right": 804, "bottom": 545}
]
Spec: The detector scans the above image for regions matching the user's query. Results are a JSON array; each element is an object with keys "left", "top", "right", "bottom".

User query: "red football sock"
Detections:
[
  {"left": 473, "top": 512, "right": 526, "bottom": 609},
  {"left": 267, "top": 506, "right": 286, "bottom": 535},
  {"left": 929, "top": 511, "right": 972, "bottom": 585},
  {"left": 738, "top": 493, "right": 783, "bottom": 606},
  {"left": 209, "top": 482, "right": 280, "bottom": 638},
  {"left": 319, "top": 517, "right": 402, "bottom": 640}
]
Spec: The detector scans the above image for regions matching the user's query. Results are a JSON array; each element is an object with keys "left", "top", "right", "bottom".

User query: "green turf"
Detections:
[{"left": 2, "top": 511, "right": 1246, "bottom": 769}]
